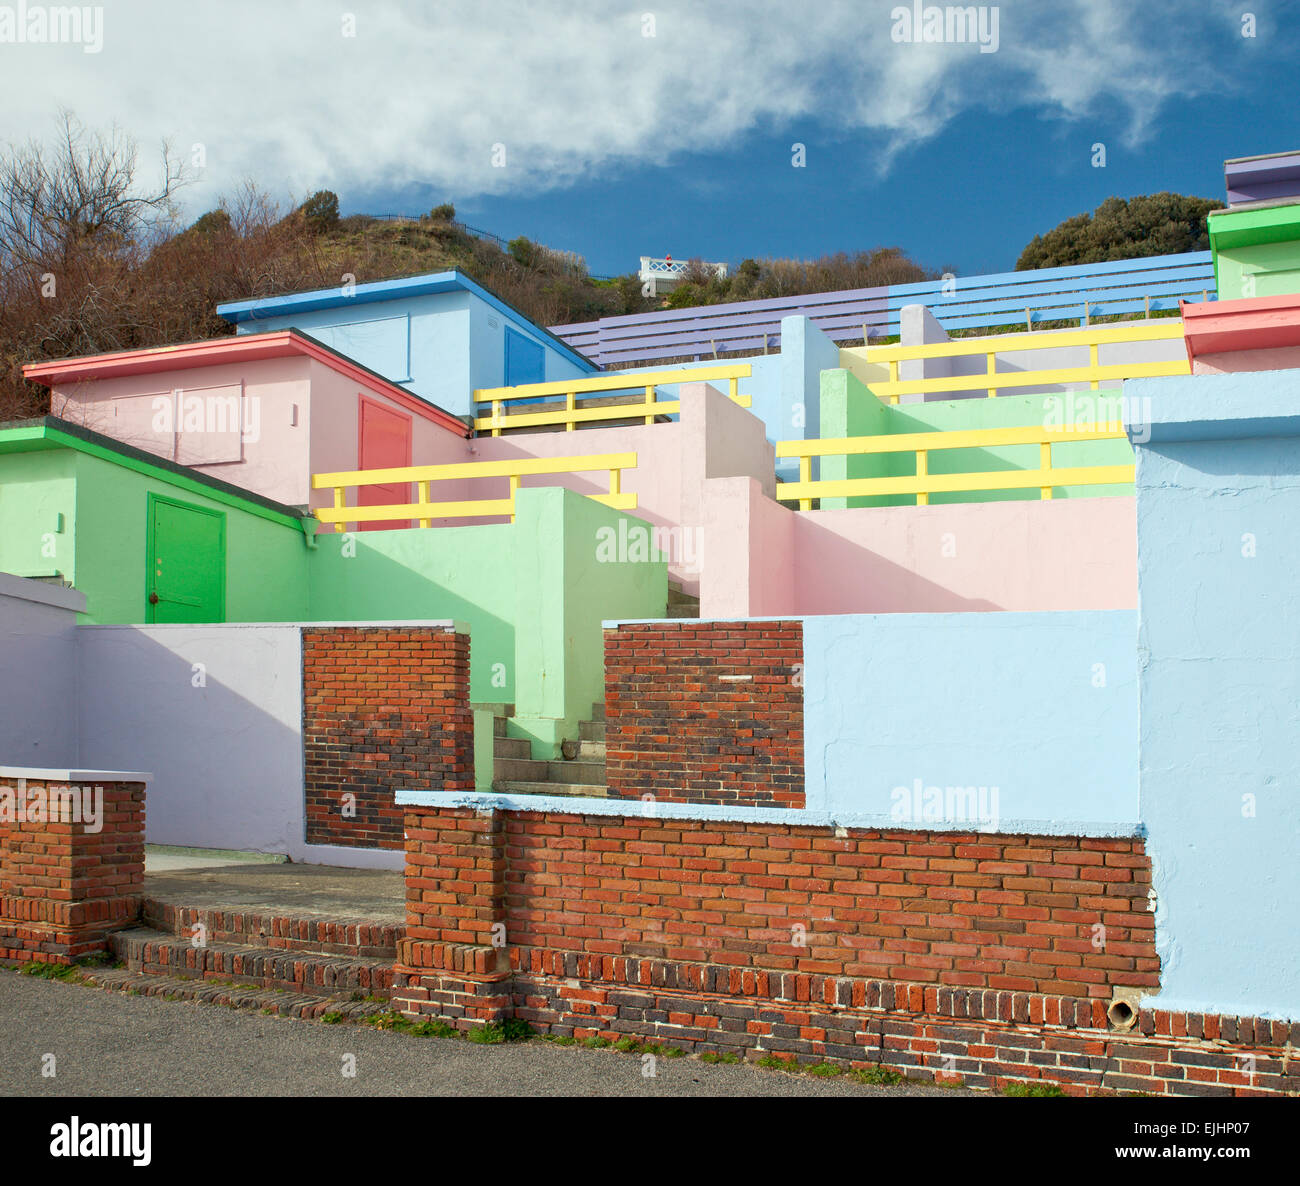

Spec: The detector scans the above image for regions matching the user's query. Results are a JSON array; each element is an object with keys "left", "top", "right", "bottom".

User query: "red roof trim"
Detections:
[
  {"left": 1180, "top": 294, "right": 1300, "bottom": 363},
  {"left": 22, "top": 330, "right": 470, "bottom": 439}
]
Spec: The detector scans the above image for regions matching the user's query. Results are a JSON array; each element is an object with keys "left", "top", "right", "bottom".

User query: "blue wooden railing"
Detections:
[{"left": 553, "top": 252, "right": 1215, "bottom": 366}]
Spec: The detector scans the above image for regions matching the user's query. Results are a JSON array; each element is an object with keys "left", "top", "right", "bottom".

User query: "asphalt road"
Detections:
[{"left": 0, "top": 967, "right": 974, "bottom": 1098}]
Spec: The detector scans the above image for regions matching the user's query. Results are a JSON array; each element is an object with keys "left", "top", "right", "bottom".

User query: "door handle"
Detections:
[{"left": 149, "top": 592, "right": 160, "bottom": 605}]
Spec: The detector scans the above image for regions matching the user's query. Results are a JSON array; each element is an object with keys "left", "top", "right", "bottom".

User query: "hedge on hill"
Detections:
[{"left": 1016, "top": 193, "right": 1225, "bottom": 270}]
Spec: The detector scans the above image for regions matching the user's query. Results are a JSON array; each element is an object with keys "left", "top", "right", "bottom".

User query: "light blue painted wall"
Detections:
[
  {"left": 803, "top": 611, "right": 1139, "bottom": 830},
  {"left": 237, "top": 289, "right": 586, "bottom": 418},
  {"left": 1128, "top": 371, "right": 1300, "bottom": 1020}
]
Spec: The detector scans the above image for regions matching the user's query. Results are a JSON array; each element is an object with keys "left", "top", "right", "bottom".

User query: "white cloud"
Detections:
[{"left": 0, "top": 0, "right": 1260, "bottom": 215}]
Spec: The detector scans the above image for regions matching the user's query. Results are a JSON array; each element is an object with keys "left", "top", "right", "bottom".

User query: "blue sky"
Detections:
[{"left": 4, "top": 0, "right": 1298, "bottom": 282}]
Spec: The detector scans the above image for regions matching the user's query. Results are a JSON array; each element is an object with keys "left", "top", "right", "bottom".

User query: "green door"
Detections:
[{"left": 146, "top": 494, "right": 226, "bottom": 623}]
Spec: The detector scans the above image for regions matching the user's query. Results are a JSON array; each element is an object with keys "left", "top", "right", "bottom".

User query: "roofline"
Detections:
[
  {"left": 214, "top": 268, "right": 598, "bottom": 372},
  {"left": 0, "top": 416, "right": 312, "bottom": 533},
  {"left": 1224, "top": 150, "right": 1300, "bottom": 165},
  {"left": 21, "top": 329, "right": 471, "bottom": 439}
]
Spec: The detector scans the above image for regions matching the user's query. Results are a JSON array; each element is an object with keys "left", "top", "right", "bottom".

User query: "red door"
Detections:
[{"left": 357, "top": 396, "right": 412, "bottom": 531}]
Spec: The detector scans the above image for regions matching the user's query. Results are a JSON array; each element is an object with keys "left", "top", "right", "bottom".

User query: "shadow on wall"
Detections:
[
  {"left": 794, "top": 516, "right": 1001, "bottom": 614},
  {"left": 76, "top": 625, "right": 308, "bottom": 857}
]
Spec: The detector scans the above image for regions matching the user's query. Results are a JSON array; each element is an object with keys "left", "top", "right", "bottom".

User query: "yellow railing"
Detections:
[
  {"left": 776, "top": 425, "right": 1133, "bottom": 510},
  {"left": 473, "top": 363, "right": 752, "bottom": 435},
  {"left": 849, "top": 321, "right": 1189, "bottom": 403},
  {"left": 312, "top": 453, "right": 638, "bottom": 532}
]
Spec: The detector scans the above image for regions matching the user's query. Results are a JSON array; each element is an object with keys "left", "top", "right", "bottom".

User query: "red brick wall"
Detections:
[
  {"left": 0, "top": 777, "right": 145, "bottom": 963},
  {"left": 302, "top": 626, "right": 473, "bottom": 849},
  {"left": 500, "top": 811, "right": 1157, "bottom": 999},
  {"left": 604, "top": 621, "right": 804, "bottom": 808}
]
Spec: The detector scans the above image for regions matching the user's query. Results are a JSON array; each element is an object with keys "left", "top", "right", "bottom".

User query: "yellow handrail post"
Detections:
[
  {"left": 1040, "top": 442, "right": 1053, "bottom": 500},
  {"left": 609, "top": 467, "right": 621, "bottom": 499},
  {"left": 333, "top": 486, "right": 347, "bottom": 534},
  {"left": 566, "top": 391, "right": 576, "bottom": 432},
  {"left": 417, "top": 480, "right": 431, "bottom": 528},
  {"left": 729, "top": 376, "right": 738, "bottom": 401},
  {"left": 986, "top": 350, "right": 997, "bottom": 398},
  {"left": 508, "top": 474, "right": 520, "bottom": 523},
  {"left": 492, "top": 400, "right": 502, "bottom": 438},
  {"left": 799, "top": 456, "right": 812, "bottom": 511},
  {"left": 915, "top": 450, "right": 929, "bottom": 506},
  {"left": 1089, "top": 341, "right": 1100, "bottom": 390},
  {"left": 644, "top": 385, "right": 655, "bottom": 427},
  {"left": 888, "top": 359, "right": 900, "bottom": 405}
]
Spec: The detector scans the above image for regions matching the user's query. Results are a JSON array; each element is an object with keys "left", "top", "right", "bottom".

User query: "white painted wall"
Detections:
[{"left": 0, "top": 573, "right": 83, "bottom": 767}]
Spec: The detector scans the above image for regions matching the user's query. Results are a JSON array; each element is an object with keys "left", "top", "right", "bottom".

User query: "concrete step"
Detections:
[
  {"left": 544, "top": 759, "right": 606, "bottom": 785},
  {"left": 472, "top": 702, "right": 516, "bottom": 717},
  {"left": 667, "top": 585, "right": 699, "bottom": 607},
  {"left": 590, "top": 702, "right": 606, "bottom": 722},
  {"left": 492, "top": 756, "right": 550, "bottom": 782},
  {"left": 81, "top": 967, "right": 390, "bottom": 1021},
  {"left": 493, "top": 736, "right": 532, "bottom": 759},
  {"left": 109, "top": 927, "right": 395, "bottom": 999},
  {"left": 668, "top": 604, "right": 699, "bottom": 618},
  {"left": 493, "top": 781, "right": 609, "bottom": 798},
  {"left": 578, "top": 740, "right": 606, "bottom": 760},
  {"left": 580, "top": 721, "right": 606, "bottom": 743}
]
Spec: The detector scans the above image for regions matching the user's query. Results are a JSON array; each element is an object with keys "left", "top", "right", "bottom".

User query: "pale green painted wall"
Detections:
[
  {"left": 817, "top": 369, "right": 1134, "bottom": 508},
  {"left": 308, "top": 519, "right": 518, "bottom": 703},
  {"left": 0, "top": 450, "right": 77, "bottom": 583},
  {"left": 307, "top": 487, "right": 666, "bottom": 755},
  {"left": 69, "top": 452, "right": 309, "bottom": 623},
  {"left": 1215, "top": 240, "right": 1300, "bottom": 302}
]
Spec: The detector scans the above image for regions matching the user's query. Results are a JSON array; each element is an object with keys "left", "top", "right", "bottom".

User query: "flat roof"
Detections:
[
  {"left": 21, "top": 328, "right": 469, "bottom": 438},
  {"left": 0, "top": 417, "right": 312, "bottom": 533},
  {"left": 214, "top": 268, "right": 597, "bottom": 372}
]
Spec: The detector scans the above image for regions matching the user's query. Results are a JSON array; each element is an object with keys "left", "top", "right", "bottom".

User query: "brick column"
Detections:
[
  {"left": 0, "top": 771, "right": 147, "bottom": 964},
  {"left": 302, "top": 625, "right": 474, "bottom": 850},
  {"left": 394, "top": 805, "right": 511, "bottom": 1025},
  {"left": 605, "top": 620, "right": 805, "bottom": 807}
]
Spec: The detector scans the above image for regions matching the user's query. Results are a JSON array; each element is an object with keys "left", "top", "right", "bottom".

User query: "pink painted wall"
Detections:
[
  {"left": 700, "top": 481, "right": 1136, "bottom": 617},
  {"left": 49, "top": 356, "right": 472, "bottom": 513},
  {"left": 467, "top": 383, "right": 774, "bottom": 591},
  {"left": 306, "top": 359, "right": 474, "bottom": 522},
  {"left": 52, "top": 357, "right": 312, "bottom": 506},
  {"left": 1192, "top": 346, "right": 1300, "bottom": 374}
]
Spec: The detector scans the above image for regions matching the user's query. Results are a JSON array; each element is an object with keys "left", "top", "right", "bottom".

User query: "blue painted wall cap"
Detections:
[{"left": 1125, "top": 370, "right": 1300, "bottom": 443}]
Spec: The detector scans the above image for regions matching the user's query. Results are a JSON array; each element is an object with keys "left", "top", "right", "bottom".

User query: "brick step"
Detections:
[
  {"left": 493, "top": 781, "right": 609, "bottom": 798},
  {"left": 493, "top": 736, "right": 532, "bottom": 759},
  {"left": 580, "top": 720, "right": 606, "bottom": 743},
  {"left": 493, "top": 755, "right": 550, "bottom": 782},
  {"left": 110, "top": 927, "right": 396, "bottom": 998},
  {"left": 81, "top": 967, "right": 390, "bottom": 1021},
  {"left": 141, "top": 898, "right": 401, "bottom": 959}
]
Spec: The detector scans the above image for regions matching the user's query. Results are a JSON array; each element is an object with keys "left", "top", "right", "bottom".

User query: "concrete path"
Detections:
[{"left": 0, "top": 968, "right": 976, "bottom": 1098}]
